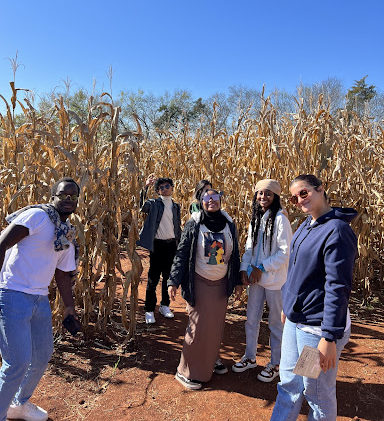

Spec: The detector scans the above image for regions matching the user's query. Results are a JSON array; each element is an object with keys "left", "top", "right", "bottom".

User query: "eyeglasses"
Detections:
[
  {"left": 289, "top": 189, "right": 309, "bottom": 205},
  {"left": 202, "top": 193, "right": 221, "bottom": 202},
  {"left": 55, "top": 194, "right": 79, "bottom": 201},
  {"left": 158, "top": 184, "right": 171, "bottom": 191}
]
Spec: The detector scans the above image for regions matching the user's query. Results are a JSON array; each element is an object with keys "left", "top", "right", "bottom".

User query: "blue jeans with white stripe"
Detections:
[
  {"left": 0, "top": 289, "right": 53, "bottom": 421},
  {"left": 270, "top": 318, "right": 350, "bottom": 421}
]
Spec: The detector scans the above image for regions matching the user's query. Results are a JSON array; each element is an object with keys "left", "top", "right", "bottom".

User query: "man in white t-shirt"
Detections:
[{"left": 0, "top": 177, "right": 80, "bottom": 421}]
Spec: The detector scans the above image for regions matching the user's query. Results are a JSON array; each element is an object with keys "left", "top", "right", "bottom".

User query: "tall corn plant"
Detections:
[{"left": 0, "top": 83, "right": 143, "bottom": 340}]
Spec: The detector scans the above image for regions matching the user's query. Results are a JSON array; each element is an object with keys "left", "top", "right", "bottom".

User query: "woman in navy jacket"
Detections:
[{"left": 271, "top": 174, "right": 357, "bottom": 421}]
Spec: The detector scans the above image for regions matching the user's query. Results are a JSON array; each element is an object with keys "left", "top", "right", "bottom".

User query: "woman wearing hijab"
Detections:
[{"left": 168, "top": 189, "right": 241, "bottom": 390}]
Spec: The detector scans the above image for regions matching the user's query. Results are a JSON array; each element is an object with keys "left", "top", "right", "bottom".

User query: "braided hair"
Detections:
[{"left": 250, "top": 192, "right": 282, "bottom": 252}]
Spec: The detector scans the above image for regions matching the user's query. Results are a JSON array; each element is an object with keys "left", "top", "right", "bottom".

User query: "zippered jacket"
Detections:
[
  {"left": 282, "top": 207, "right": 358, "bottom": 341},
  {"left": 167, "top": 211, "right": 241, "bottom": 306},
  {"left": 240, "top": 210, "right": 293, "bottom": 290}
]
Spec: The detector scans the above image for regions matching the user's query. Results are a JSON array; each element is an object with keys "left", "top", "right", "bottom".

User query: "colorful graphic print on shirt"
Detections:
[{"left": 203, "top": 232, "right": 226, "bottom": 265}]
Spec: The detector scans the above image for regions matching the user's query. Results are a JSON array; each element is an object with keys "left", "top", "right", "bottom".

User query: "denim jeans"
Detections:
[
  {"left": 0, "top": 289, "right": 53, "bottom": 421},
  {"left": 270, "top": 318, "right": 350, "bottom": 421},
  {"left": 245, "top": 284, "right": 283, "bottom": 365}
]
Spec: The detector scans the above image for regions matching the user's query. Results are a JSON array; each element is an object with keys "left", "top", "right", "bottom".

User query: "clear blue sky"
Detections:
[{"left": 1, "top": 0, "right": 384, "bottom": 101}]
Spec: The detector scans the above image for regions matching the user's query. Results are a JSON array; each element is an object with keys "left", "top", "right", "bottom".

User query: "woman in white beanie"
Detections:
[{"left": 232, "top": 179, "right": 292, "bottom": 382}]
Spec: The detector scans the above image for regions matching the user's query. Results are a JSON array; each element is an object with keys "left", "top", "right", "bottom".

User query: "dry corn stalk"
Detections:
[{"left": 0, "top": 83, "right": 383, "bottom": 342}]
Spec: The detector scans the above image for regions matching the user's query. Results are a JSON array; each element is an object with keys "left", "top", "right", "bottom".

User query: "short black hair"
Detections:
[
  {"left": 51, "top": 177, "right": 80, "bottom": 196},
  {"left": 154, "top": 177, "right": 174, "bottom": 192}
]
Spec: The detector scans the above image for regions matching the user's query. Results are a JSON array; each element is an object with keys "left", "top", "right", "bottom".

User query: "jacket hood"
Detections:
[
  {"left": 312, "top": 207, "right": 357, "bottom": 227},
  {"left": 191, "top": 209, "right": 233, "bottom": 224}
]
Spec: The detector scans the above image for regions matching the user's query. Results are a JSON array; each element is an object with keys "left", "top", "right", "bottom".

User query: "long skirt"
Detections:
[{"left": 177, "top": 272, "right": 228, "bottom": 382}]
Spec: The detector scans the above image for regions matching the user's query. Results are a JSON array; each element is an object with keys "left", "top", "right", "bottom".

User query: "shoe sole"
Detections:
[
  {"left": 257, "top": 373, "right": 279, "bottom": 382},
  {"left": 159, "top": 313, "right": 174, "bottom": 318},
  {"left": 214, "top": 368, "right": 228, "bottom": 375},
  {"left": 175, "top": 373, "right": 202, "bottom": 390},
  {"left": 232, "top": 363, "right": 257, "bottom": 373}
]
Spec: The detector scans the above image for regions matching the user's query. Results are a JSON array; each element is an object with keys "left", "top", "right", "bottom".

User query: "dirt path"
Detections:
[{"left": 32, "top": 252, "right": 384, "bottom": 421}]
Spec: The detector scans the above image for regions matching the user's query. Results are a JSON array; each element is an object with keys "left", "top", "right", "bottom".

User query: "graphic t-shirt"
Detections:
[
  {"left": 195, "top": 224, "right": 233, "bottom": 281},
  {"left": 0, "top": 208, "right": 76, "bottom": 295}
]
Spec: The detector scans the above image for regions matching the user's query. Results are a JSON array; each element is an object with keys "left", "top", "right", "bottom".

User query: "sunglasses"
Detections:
[
  {"left": 289, "top": 189, "right": 309, "bottom": 204},
  {"left": 202, "top": 193, "right": 221, "bottom": 202},
  {"left": 55, "top": 194, "right": 79, "bottom": 201},
  {"left": 159, "top": 183, "right": 171, "bottom": 191}
]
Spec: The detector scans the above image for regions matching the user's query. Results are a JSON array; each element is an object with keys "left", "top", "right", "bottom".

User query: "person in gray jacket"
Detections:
[{"left": 137, "top": 175, "right": 181, "bottom": 324}]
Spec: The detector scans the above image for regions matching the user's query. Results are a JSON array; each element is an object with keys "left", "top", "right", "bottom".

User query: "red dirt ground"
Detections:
[{"left": 26, "top": 251, "right": 384, "bottom": 421}]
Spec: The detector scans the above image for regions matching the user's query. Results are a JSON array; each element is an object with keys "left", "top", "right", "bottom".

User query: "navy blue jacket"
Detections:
[{"left": 282, "top": 207, "right": 357, "bottom": 341}]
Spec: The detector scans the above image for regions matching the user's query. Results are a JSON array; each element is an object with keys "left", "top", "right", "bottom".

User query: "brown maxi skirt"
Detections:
[{"left": 177, "top": 272, "right": 228, "bottom": 383}]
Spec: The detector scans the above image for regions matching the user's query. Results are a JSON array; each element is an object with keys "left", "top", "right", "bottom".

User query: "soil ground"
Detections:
[{"left": 24, "top": 251, "right": 384, "bottom": 421}]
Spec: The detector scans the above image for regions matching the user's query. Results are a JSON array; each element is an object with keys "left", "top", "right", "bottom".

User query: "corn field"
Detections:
[{"left": 1, "top": 83, "right": 383, "bottom": 342}]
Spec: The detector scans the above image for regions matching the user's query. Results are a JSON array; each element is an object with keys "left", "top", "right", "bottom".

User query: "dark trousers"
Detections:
[{"left": 145, "top": 239, "right": 177, "bottom": 312}]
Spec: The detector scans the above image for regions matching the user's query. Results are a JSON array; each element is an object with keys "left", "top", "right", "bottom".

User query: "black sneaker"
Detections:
[
  {"left": 214, "top": 359, "right": 228, "bottom": 374},
  {"left": 175, "top": 372, "right": 202, "bottom": 390}
]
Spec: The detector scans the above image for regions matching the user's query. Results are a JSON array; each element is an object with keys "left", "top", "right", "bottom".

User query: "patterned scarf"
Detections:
[{"left": 6, "top": 204, "right": 79, "bottom": 266}]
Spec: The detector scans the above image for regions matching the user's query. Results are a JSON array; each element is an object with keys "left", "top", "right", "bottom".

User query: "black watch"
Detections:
[{"left": 324, "top": 338, "right": 335, "bottom": 343}]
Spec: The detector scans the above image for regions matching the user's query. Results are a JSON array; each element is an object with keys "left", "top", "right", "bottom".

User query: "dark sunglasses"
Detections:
[
  {"left": 159, "top": 184, "right": 171, "bottom": 191},
  {"left": 55, "top": 193, "right": 79, "bottom": 201},
  {"left": 289, "top": 189, "right": 309, "bottom": 204},
  {"left": 202, "top": 193, "right": 221, "bottom": 202}
]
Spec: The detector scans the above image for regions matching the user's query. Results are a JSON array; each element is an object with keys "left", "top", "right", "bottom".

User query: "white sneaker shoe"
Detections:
[
  {"left": 257, "top": 362, "right": 279, "bottom": 382},
  {"left": 145, "top": 311, "right": 156, "bottom": 324},
  {"left": 232, "top": 355, "right": 257, "bottom": 373},
  {"left": 7, "top": 401, "right": 48, "bottom": 421},
  {"left": 159, "top": 305, "right": 174, "bottom": 318}
]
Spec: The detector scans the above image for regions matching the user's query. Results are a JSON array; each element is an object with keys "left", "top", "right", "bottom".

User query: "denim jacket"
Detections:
[{"left": 137, "top": 189, "right": 181, "bottom": 252}]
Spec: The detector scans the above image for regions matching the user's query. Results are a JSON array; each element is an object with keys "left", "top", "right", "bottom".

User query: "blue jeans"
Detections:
[
  {"left": 245, "top": 284, "right": 283, "bottom": 365},
  {"left": 270, "top": 318, "right": 350, "bottom": 421},
  {"left": 0, "top": 289, "right": 53, "bottom": 421}
]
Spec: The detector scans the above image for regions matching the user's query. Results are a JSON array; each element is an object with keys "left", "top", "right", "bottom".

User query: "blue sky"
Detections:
[{"left": 1, "top": 0, "right": 384, "bottom": 101}]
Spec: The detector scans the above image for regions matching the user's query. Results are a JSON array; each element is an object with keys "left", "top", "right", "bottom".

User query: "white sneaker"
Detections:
[
  {"left": 159, "top": 305, "right": 174, "bottom": 318},
  {"left": 232, "top": 355, "right": 257, "bottom": 373},
  {"left": 7, "top": 401, "right": 48, "bottom": 421},
  {"left": 257, "top": 362, "right": 279, "bottom": 382},
  {"left": 145, "top": 311, "right": 156, "bottom": 324}
]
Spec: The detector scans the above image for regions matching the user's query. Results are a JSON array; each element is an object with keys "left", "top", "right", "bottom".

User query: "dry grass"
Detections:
[{"left": 1, "top": 85, "right": 383, "bottom": 341}]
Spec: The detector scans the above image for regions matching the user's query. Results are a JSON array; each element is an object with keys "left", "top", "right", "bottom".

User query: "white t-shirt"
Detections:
[
  {"left": 195, "top": 224, "right": 233, "bottom": 281},
  {"left": 0, "top": 208, "right": 76, "bottom": 296},
  {"left": 155, "top": 196, "right": 175, "bottom": 240}
]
